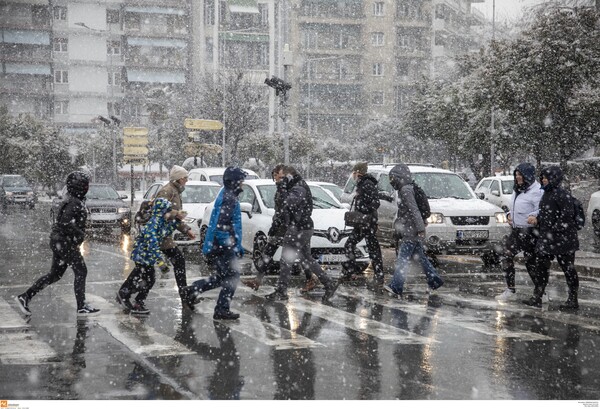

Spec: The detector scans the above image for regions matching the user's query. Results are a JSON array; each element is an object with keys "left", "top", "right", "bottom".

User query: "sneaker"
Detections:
[
  {"left": 116, "top": 292, "right": 134, "bottom": 311},
  {"left": 130, "top": 302, "right": 150, "bottom": 315},
  {"left": 495, "top": 288, "right": 517, "bottom": 301},
  {"left": 384, "top": 284, "right": 402, "bottom": 298},
  {"left": 213, "top": 310, "right": 240, "bottom": 320},
  {"left": 242, "top": 278, "right": 261, "bottom": 291},
  {"left": 322, "top": 281, "right": 339, "bottom": 304},
  {"left": 265, "top": 290, "right": 289, "bottom": 301},
  {"left": 522, "top": 297, "right": 542, "bottom": 308},
  {"left": 300, "top": 275, "right": 319, "bottom": 293},
  {"left": 542, "top": 292, "right": 550, "bottom": 304},
  {"left": 15, "top": 295, "right": 31, "bottom": 316},
  {"left": 77, "top": 304, "right": 100, "bottom": 315}
]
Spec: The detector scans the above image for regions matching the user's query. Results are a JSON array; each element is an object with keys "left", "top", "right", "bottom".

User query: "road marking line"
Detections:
[
  {"left": 0, "top": 298, "right": 29, "bottom": 330},
  {"left": 0, "top": 331, "right": 58, "bottom": 364}
]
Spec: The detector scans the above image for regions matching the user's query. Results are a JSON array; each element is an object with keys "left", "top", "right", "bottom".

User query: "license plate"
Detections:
[
  {"left": 457, "top": 230, "right": 488, "bottom": 240},
  {"left": 90, "top": 213, "right": 117, "bottom": 221},
  {"left": 319, "top": 254, "right": 347, "bottom": 263},
  {"left": 14, "top": 198, "right": 26, "bottom": 202}
]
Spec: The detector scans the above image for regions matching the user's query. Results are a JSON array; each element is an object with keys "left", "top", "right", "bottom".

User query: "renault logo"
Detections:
[{"left": 328, "top": 227, "right": 341, "bottom": 243}]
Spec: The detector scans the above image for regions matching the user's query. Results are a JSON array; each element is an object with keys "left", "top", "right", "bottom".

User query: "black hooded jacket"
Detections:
[
  {"left": 51, "top": 193, "right": 87, "bottom": 249},
  {"left": 354, "top": 173, "right": 380, "bottom": 224},
  {"left": 536, "top": 166, "right": 579, "bottom": 255},
  {"left": 268, "top": 181, "right": 288, "bottom": 237},
  {"left": 281, "top": 174, "right": 314, "bottom": 231}
]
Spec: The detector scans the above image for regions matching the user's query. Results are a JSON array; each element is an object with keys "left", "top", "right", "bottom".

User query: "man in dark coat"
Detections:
[
  {"left": 16, "top": 171, "right": 99, "bottom": 316},
  {"left": 265, "top": 166, "right": 338, "bottom": 303},
  {"left": 526, "top": 166, "right": 580, "bottom": 309},
  {"left": 340, "top": 162, "right": 385, "bottom": 289}
]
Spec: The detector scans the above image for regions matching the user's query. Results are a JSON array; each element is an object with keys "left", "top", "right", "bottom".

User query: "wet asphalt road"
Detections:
[{"left": 1, "top": 204, "right": 600, "bottom": 400}]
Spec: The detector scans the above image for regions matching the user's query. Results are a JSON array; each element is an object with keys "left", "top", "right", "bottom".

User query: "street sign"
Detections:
[
  {"left": 123, "top": 127, "right": 148, "bottom": 136},
  {"left": 123, "top": 156, "right": 149, "bottom": 165},
  {"left": 123, "top": 136, "right": 148, "bottom": 146},
  {"left": 184, "top": 119, "right": 223, "bottom": 130},
  {"left": 123, "top": 146, "right": 149, "bottom": 155}
]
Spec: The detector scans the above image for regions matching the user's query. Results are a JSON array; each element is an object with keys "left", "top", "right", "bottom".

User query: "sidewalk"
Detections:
[{"left": 513, "top": 250, "right": 600, "bottom": 278}]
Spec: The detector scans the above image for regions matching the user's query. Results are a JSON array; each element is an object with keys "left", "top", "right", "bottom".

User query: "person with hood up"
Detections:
[
  {"left": 526, "top": 166, "right": 580, "bottom": 310},
  {"left": 16, "top": 171, "right": 99, "bottom": 316},
  {"left": 339, "top": 162, "right": 385, "bottom": 289},
  {"left": 384, "top": 163, "right": 444, "bottom": 297},
  {"left": 265, "top": 166, "right": 338, "bottom": 303},
  {"left": 496, "top": 163, "right": 544, "bottom": 301},
  {"left": 183, "top": 166, "right": 247, "bottom": 320},
  {"left": 116, "top": 198, "right": 180, "bottom": 314},
  {"left": 155, "top": 165, "right": 196, "bottom": 309}
]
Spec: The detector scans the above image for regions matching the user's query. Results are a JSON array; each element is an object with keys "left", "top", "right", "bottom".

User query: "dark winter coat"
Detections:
[
  {"left": 536, "top": 166, "right": 579, "bottom": 255},
  {"left": 281, "top": 174, "right": 314, "bottom": 231},
  {"left": 50, "top": 192, "right": 87, "bottom": 250},
  {"left": 155, "top": 181, "right": 191, "bottom": 250},
  {"left": 354, "top": 174, "right": 380, "bottom": 226},
  {"left": 202, "top": 185, "right": 244, "bottom": 256},
  {"left": 390, "top": 164, "right": 426, "bottom": 241},
  {"left": 268, "top": 181, "right": 288, "bottom": 237}
]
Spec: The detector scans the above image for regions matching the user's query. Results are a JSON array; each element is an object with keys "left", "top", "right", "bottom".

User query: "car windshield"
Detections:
[
  {"left": 257, "top": 184, "right": 341, "bottom": 209},
  {"left": 210, "top": 174, "right": 258, "bottom": 185},
  {"left": 86, "top": 185, "right": 120, "bottom": 200},
  {"left": 3, "top": 176, "right": 29, "bottom": 188},
  {"left": 502, "top": 180, "right": 514, "bottom": 195},
  {"left": 321, "top": 184, "right": 343, "bottom": 200},
  {"left": 412, "top": 173, "right": 475, "bottom": 200},
  {"left": 181, "top": 185, "right": 220, "bottom": 204}
]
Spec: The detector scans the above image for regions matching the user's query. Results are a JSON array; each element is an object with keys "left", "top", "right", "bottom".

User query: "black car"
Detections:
[
  {"left": 1, "top": 174, "right": 36, "bottom": 209},
  {"left": 51, "top": 184, "right": 131, "bottom": 234}
]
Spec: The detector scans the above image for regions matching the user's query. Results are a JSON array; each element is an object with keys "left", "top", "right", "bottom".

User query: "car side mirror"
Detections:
[
  {"left": 476, "top": 192, "right": 485, "bottom": 200},
  {"left": 120, "top": 195, "right": 128, "bottom": 200},
  {"left": 491, "top": 190, "right": 500, "bottom": 197},
  {"left": 378, "top": 191, "right": 394, "bottom": 202},
  {"left": 240, "top": 202, "right": 252, "bottom": 218}
]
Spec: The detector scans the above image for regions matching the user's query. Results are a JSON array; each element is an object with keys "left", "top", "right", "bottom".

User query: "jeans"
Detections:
[
  {"left": 119, "top": 263, "right": 156, "bottom": 303},
  {"left": 389, "top": 240, "right": 443, "bottom": 293}
]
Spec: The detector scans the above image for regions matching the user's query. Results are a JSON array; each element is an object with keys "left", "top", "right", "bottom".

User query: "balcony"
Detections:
[
  {"left": 302, "top": 71, "right": 363, "bottom": 83},
  {"left": 1, "top": 45, "right": 51, "bottom": 63},
  {"left": 0, "top": 75, "right": 53, "bottom": 95},
  {"left": 126, "top": 53, "right": 187, "bottom": 69}
]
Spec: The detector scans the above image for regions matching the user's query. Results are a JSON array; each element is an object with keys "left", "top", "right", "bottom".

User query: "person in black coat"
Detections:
[
  {"left": 16, "top": 171, "right": 100, "bottom": 316},
  {"left": 340, "top": 162, "right": 385, "bottom": 289},
  {"left": 526, "top": 166, "right": 580, "bottom": 310}
]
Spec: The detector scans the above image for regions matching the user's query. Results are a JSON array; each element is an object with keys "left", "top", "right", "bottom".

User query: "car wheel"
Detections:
[
  {"left": 198, "top": 225, "right": 208, "bottom": 249},
  {"left": 252, "top": 233, "right": 268, "bottom": 272}
]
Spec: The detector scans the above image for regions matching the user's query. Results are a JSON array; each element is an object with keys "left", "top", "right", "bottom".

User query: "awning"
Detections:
[
  {"left": 124, "top": 6, "right": 185, "bottom": 16},
  {"left": 127, "top": 37, "right": 187, "bottom": 48},
  {"left": 220, "top": 32, "right": 269, "bottom": 42},
  {"left": 228, "top": 0, "right": 259, "bottom": 14},
  {"left": 2, "top": 29, "right": 50, "bottom": 45},
  {"left": 4, "top": 63, "right": 51, "bottom": 75},
  {"left": 127, "top": 69, "right": 185, "bottom": 84}
]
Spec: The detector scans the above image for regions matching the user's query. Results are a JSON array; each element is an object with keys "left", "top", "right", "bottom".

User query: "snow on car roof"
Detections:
[{"left": 189, "top": 167, "right": 259, "bottom": 176}]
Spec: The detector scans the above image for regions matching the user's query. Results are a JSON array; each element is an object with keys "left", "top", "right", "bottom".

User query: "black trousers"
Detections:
[
  {"left": 501, "top": 227, "right": 537, "bottom": 289},
  {"left": 343, "top": 224, "right": 384, "bottom": 281},
  {"left": 119, "top": 262, "right": 156, "bottom": 303},
  {"left": 25, "top": 241, "right": 88, "bottom": 310},
  {"left": 536, "top": 252, "right": 578, "bottom": 294},
  {"left": 163, "top": 247, "right": 187, "bottom": 297},
  {"left": 255, "top": 235, "right": 312, "bottom": 281}
]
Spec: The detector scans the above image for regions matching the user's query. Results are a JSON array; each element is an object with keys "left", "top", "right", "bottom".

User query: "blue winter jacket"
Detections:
[
  {"left": 131, "top": 198, "right": 179, "bottom": 266},
  {"left": 202, "top": 186, "right": 243, "bottom": 256}
]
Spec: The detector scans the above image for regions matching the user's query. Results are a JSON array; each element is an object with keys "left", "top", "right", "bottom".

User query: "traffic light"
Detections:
[{"left": 264, "top": 76, "right": 292, "bottom": 96}]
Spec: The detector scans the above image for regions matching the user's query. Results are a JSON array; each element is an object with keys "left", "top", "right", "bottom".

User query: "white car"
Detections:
[
  {"left": 188, "top": 167, "right": 259, "bottom": 185},
  {"left": 340, "top": 164, "right": 511, "bottom": 266},
  {"left": 310, "top": 181, "right": 345, "bottom": 203},
  {"left": 135, "top": 180, "right": 221, "bottom": 247},
  {"left": 474, "top": 175, "right": 514, "bottom": 212},
  {"left": 199, "top": 179, "right": 370, "bottom": 272},
  {"left": 587, "top": 191, "right": 600, "bottom": 238}
]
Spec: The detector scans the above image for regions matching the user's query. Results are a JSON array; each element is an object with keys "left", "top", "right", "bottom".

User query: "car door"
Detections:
[
  {"left": 238, "top": 184, "right": 260, "bottom": 251},
  {"left": 375, "top": 173, "right": 398, "bottom": 243},
  {"left": 487, "top": 179, "right": 502, "bottom": 207}
]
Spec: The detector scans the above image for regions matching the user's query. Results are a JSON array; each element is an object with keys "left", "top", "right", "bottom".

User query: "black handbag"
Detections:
[{"left": 344, "top": 198, "right": 371, "bottom": 229}]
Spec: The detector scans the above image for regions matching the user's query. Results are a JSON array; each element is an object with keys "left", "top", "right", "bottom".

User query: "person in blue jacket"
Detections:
[{"left": 183, "top": 167, "right": 247, "bottom": 320}]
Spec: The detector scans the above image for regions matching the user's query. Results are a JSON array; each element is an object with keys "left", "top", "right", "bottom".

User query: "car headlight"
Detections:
[
  {"left": 184, "top": 217, "right": 196, "bottom": 224},
  {"left": 427, "top": 213, "right": 444, "bottom": 224},
  {"left": 118, "top": 207, "right": 130, "bottom": 214},
  {"left": 5, "top": 192, "right": 13, "bottom": 197},
  {"left": 495, "top": 212, "right": 508, "bottom": 224},
  {"left": 27, "top": 192, "right": 34, "bottom": 196}
]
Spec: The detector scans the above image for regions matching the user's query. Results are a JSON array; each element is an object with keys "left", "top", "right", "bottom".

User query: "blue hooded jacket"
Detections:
[{"left": 131, "top": 198, "right": 179, "bottom": 266}]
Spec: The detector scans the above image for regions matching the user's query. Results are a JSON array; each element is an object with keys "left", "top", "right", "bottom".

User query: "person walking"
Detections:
[
  {"left": 242, "top": 164, "right": 318, "bottom": 293},
  {"left": 155, "top": 165, "right": 196, "bottom": 309},
  {"left": 116, "top": 198, "right": 180, "bottom": 314},
  {"left": 183, "top": 167, "right": 247, "bottom": 320},
  {"left": 265, "top": 166, "right": 338, "bottom": 303},
  {"left": 384, "top": 163, "right": 444, "bottom": 297},
  {"left": 16, "top": 171, "right": 99, "bottom": 316},
  {"left": 339, "top": 162, "right": 385, "bottom": 289},
  {"left": 525, "top": 166, "right": 580, "bottom": 310},
  {"left": 495, "top": 163, "right": 543, "bottom": 301}
]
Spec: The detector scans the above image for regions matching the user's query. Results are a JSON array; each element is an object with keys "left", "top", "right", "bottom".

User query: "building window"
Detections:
[
  {"left": 53, "top": 38, "right": 68, "bottom": 52},
  {"left": 107, "top": 9, "right": 120, "bottom": 24},
  {"left": 54, "top": 101, "right": 68, "bottom": 115},
  {"left": 371, "top": 32, "right": 384, "bottom": 46},
  {"left": 32, "top": 5, "right": 50, "bottom": 26},
  {"left": 54, "top": 70, "right": 68, "bottom": 83},
  {"left": 107, "top": 102, "right": 122, "bottom": 116},
  {"left": 373, "top": 2, "right": 384, "bottom": 16},
  {"left": 259, "top": 4, "right": 268, "bottom": 26},
  {"left": 372, "top": 91, "right": 384, "bottom": 105},
  {"left": 124, "top": 13, "right": 141, "bottom": 30},
  {"left": 107, "top": 41, "right": 121, "bottom": 55},
  {"left": 108, "top": 72, "right": 121, "bottom": 86},
  {"left": 205, "top": 0, "right": 215, "bottom": 25},
  {"left": 53, "top": 6, "right": 67, "bottom": 20},
  {"left": 205, "top": 37, "right": 213, "bottom": 62},
  {"left": 372, "top": 63, "right": 383, "bottom": 76}
]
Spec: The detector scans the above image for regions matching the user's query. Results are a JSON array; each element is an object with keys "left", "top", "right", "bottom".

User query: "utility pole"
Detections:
[{"left": 489, "top": 0, "right": 496, "bottom": 177}]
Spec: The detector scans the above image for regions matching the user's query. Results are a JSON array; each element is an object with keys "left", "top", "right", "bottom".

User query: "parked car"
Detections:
[
  {"left": 310, "top": 181, "right": 345, "bottom": 202},
  {"left": 587, "top": 191, "right": 600, "bottom": 240},
  {"left": 198, "top": 179, "right": 370, "bottom": 273},
  {"left": 340, "top": 164, "right": 511, "bottom": 266},
  {"left": 474, "top": 175, "right": 514, "bottom": 212},
  {"left": 51, "top": 184, "right": 131, "bottom": 235},
  {"left": 1, "top": 174, "right": 36, "bottom": 209},
  {"left": 134, "top": 180, "right": 221, "bottom": 247},
  {"left": 188, "top": 167, "right": 259, "bottom": 185}
]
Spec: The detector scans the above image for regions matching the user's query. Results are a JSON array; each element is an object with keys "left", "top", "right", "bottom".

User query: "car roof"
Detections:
[
  {"left": 153, "top": 180, "right": 220, "bottom": 186},
  {"left": 189, "top": 167, "right": 259, "bottom": 176},
  {"left": 309, "top": 181, "right": 338, "bottom": 187},
  {"left": 480, "top": 175, "right": 514, "bottom": 181},
  {"left": 366, "top": 164, "right": 455, "bottom": 175}
]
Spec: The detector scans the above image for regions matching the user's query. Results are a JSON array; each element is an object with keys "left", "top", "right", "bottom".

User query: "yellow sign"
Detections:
[
  {"left": 123, "top": 156, "right": 149, "bottom": 164},
  {"left": 184, "top": 119, "right": 223, "bottom": 130},
  {"left": 123, "top": 127, "right": 149, "bottom": 136},
  {"left": 124, "top": 146, "right": 149, "bottom": 155},
  {"left": 123, "top": 136, "right": 148, "bottom": 146}
]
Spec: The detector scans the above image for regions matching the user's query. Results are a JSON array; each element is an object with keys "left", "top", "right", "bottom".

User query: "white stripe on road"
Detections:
[
  {"left": 0, "top": 331, "right": 58, "bottom": 364},
  {"left": 0, "top": 298, "right": 29, "bottom": 330}
]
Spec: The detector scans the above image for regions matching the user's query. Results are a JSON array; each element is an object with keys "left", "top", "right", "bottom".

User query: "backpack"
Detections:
[
  {"left": 413, "top": 183, "right": 431, "bottom": 221},
  {"left": 571, "top": 195, "right": 585, "bottom": 230}
]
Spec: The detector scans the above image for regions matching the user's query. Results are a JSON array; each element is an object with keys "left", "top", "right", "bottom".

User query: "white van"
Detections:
[
  {"left": 340, "top": 164, "right": 511, "bottom": 266},
  {"left": 188, "top": 167, "right": 259, "bottom": 185}
]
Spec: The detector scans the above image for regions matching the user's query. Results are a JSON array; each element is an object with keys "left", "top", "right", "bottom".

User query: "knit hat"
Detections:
[
  {"left": 170, "top": 165, "right": 188, "bottom": 182},
  {"left": 352, "top": 162, "right": 368, "bottom": 175}
]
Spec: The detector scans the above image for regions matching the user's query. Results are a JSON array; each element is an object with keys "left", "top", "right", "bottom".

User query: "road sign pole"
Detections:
[{"left": 130, "top": 164, "right": 134, "bottom": 207}]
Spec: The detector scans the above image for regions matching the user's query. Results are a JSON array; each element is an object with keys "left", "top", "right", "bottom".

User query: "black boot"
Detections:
[
  {"left": 559, "top": 288, "right": 579, "bottom": 311},
  {"left": 522, "top": 286, "right": 543, "bottom": 308}
]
